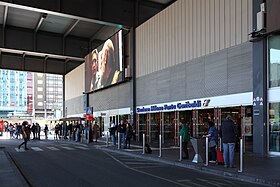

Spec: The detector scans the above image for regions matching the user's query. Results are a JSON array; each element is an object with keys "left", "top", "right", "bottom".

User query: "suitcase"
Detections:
[{"left": 216, "top": 150, "right": 224, "bottom": 165}]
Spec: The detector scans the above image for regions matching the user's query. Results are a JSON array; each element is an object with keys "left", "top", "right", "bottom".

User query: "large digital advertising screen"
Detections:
[{"left": 85, "top": 30, "right": 123, "bottom": 93}]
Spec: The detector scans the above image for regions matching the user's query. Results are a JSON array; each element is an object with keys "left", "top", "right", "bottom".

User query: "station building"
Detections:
[{"left": 64, "top": 0, "right": 280, "bottom": 157}]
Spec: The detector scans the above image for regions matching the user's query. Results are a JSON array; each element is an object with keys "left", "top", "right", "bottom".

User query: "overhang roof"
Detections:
[{"left": 0, "top": 0, "right": 176, "bottom": 75}]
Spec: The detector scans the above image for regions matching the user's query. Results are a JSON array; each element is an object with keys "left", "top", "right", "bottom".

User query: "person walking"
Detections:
[
  {"left": 93, "top": 122, "right": 99, "bottom": 142},
  {"left": 125, "top": 123, "right": 133, "bottom": 149},
  {"left": 179, "top": 121, "right": 190, "bottom": 159},
  {"left": 220, "top": 115, "right": 238, "bottom": 168},
  {"left": 18, "top": 121, "right": 30, "bottom": 150}
]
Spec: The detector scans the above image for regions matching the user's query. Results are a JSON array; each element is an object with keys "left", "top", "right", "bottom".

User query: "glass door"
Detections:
[
  {"left": 163, "top": 112, "right": 175, "bottom": 145},
  {"left": 150, "top": 113, "right": 160, "bottom": 144},
  {"left": 138, "top": 114, "right": 147, "bottom": 142},
  {"left": 269, "top": 103, "right": 280, "bottom": 154}
]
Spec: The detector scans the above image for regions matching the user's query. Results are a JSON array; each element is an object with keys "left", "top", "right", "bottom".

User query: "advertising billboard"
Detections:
[{"left": 85, "top": 30, "right": 123, "bottom": 93}]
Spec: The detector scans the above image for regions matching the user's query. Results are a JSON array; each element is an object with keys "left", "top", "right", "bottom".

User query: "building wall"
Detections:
[
  {"left": 65, "top": 63, "right": 85, "bottom": 101},
  {"left": 136, "top": 0, "right": 253, "bottom": 77},
  {"left": 65, "top": 63, "right": 85, "bottom": 116},
  {"left": 136, "top": 42, "right": 253, "bottom": 106},
  {"left": 89, "top": 82, "right": 131, "bottom": 112}
]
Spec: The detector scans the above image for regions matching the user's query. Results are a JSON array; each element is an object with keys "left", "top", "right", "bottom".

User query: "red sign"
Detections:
[{"left": 0, "top": 120, "right": 4, "bottom": 132}]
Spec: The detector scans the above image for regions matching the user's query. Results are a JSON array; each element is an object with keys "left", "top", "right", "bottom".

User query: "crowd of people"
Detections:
[
  {"left": 5, "top": 122, "right": 42, "bottom": 140},
  {"left": 109, "top": 119, "right": 135, "bottom": 149},
  {"left": 179, "top": 114, "right": 241, "bottom": 168}
]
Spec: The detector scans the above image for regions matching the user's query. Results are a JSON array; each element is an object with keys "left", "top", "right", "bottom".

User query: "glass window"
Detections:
[
  {"left": 38, "top": 95, "right": 43, "bottom": 99},
  {"left": 38, "top": 102, "right": 43, "bottom": 106},
  {"left": 269, "top": 35, "right": 280, "bottom": 87},
  {"left": 37, "top": 80, "right": 43, "bottom": 84},
  {"left": 269, "top": 103, "right": 280, "bottom": 153},
  {"left": 37, "top": 87, "right": 43, "bottom": 92}
]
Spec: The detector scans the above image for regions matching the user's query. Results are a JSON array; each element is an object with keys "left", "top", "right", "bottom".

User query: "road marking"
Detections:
[
  {"left": 31, "top": 147, "right": 44, "bottom": 152},
  {"left": 177, "top": 179, "right": 207, "bottom": 187},
  {"left": 15, "top": 148, "right": 25, "bottom": 152},
  {"left": 75, "top": 146, "right": 90, "bottom": 150},
  {"left": 46, "top": 147, "right": 59, "bottom": 151},
  {"left": 61, "top": 146, "right": 75, "bottom": 150},
  {"left": 197, "top": 178, "right": 231, "bottom": 187},
  {"left": 124, "top": 162, "right": 161, "bottom": 165},
  {"left": 133, "top": 165, "right": 164, "bottom": 169},
  {"left": 104, "top": 152, "right": 191, "bottom": 187}
]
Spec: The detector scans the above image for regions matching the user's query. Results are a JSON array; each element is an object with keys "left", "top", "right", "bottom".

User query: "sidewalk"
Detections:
[
  {"left": 0, "top": 148, "right": 29, "bottom": 187},
  {"left": 92, "top": 139, "right": 280, "bottom": 187}
]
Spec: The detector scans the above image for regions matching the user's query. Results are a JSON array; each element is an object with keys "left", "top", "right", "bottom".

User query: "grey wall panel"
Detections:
[
  {"left": 65, "top": 95, "right": 84, "bottom": 116},
  {"left": 170, "top": 62, "right": 186, "bottom": 101},
  {"left": 204, "top": 50, "right": 228, "bottom": 96},
  {"left": 156, "top": 68, "right": 171, "bottom": 103},
  {"left": 228, "top": 42, "right": 253, "bottom": 93},
  {"left": 186, "top": 57, "right": 205, "bottom": 99},
  {"left": 89, "top": 82, "right": 130, "bottom": 112},
  {"left": 136, "top": 0, "right": 253, "bottom": 77},
  {"left": 136, "top": 42, "right": 253, "bottom": 106}
]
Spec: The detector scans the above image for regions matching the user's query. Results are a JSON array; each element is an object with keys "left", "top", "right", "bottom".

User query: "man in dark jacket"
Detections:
[{"left": 221, "top": 115, "right": 237, "bottom": 168}]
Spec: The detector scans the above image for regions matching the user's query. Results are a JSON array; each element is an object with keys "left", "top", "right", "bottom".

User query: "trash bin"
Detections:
[{"left": 190, "top": 138, "right": 206, "bottom": 163}]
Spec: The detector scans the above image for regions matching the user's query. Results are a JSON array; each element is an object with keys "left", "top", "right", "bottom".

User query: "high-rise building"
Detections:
[
  {"left": 0, "top": 69, "right": 63, "bottom": 119},
  {"left": 33, "top": 73, "right": 63, "bottom": 119},
  {"left": 0, "top": 70, "right": 28, "bottom": 118}
]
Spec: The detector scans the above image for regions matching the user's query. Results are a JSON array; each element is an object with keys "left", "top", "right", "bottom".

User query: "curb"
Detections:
[{"left": 98, "top": 147, "right": 280, "bottom": 187}]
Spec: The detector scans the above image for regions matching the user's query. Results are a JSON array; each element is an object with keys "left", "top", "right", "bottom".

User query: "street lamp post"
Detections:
[{"left": 44, "top": 100, "right": 46, "bottom": 119}]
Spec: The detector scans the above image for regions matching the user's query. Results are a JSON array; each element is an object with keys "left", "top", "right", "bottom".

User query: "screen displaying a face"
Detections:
[{"left": 85, "top": 30, "right": 123, "bottom": 92}]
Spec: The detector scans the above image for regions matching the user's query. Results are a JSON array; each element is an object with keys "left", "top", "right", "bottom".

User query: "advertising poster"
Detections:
[
  {"left": 85, "top": 30, "right": 123, "bottom": 93},
  {"left": 243, "top": 117, "right": 253, "bottom": 136}
]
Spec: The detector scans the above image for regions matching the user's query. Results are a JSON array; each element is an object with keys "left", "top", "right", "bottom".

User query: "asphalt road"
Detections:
[{"left": 2, "top": 139, "right": 267, "bottom": 187}]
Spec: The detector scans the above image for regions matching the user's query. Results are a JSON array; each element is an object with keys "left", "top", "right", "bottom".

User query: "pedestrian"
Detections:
[
  {"left": 203, "top": 121, "right": 218, "bottom": 163},
  {"left": 109, "top": 121, "right": 116, "bottom": 146},
  {"left": 179, "top": 121, "right": 190, "bottom": 159},
  {"left": 93, "top": 122, "right": 99, "bottom": 142},
  {"left": 8, "top": 124, "right": 14, "bottom": 139},
  {"left": 125, "top": 123, "right": 133, "bottom": 149},
  {"left": 55, "top": 124, "right": 60, "bottom": 140},
  {"left": 117, "top": 120, "right": 126, "bottom": 148},
  {"left": 31, "top": 123, "right": 36, "bottom": 139},
  {"left": 220, "top": 115, "right": 238, "bottom": 168},
  {"left": 44, "top": 124, "right": 49, "bottom": 139},
  {"left": 18, "top": 121, "right": 30, "bottom": 150}
]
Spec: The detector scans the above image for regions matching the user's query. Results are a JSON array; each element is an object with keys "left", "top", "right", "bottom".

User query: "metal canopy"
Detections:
[{"left": 0, "top": 0, "right": 176, "bottom": 75}]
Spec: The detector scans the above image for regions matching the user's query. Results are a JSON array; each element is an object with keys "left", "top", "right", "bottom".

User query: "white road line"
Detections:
[
  {"left": 31, "top": 147, "right": 44, "bottom": 152},
  {"left": 124, "top": 162, "right": 161, "bottom": 165},
  {"left": 74, "top": 146, "right": 90, "bottom": 150},
  {"left": 15, "top": 148, "right": 25, "bottom": 152},
  {"left": 46, "top": 147, "right": 59, "bottom": 151},
  {"left": 61, "top": 146, "right": 75, "bottom": 150}
]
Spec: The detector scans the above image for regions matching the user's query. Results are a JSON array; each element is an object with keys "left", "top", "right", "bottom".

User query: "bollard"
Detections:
[
  {"left": 106, "top": 132, "right": 109, "bottom": 147},
  {"left": 118, "top": 132, "right": 121, "bottom": 149},
  {"left": 205, "top": 136, "right": 209, "bottom": 166},
  {"left": 142, "top": 133, "right": 145, "bottom": 155},
  {"left": 159, "top": 134, "right": 162, "bottom": 158},
  {"left": 238, "top": 138, "right": 243, "bottom": 173},
  {"left": 179, "top": 135, "right": 182, "bottom": 161},
  {"left": 219, "top": 137, "right": 222, "bottom": 151},
  {"left": 87, "top": 131, "right": 90, "bottom": 144}
]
